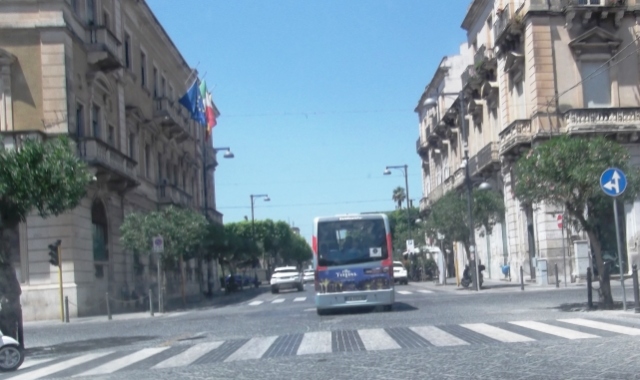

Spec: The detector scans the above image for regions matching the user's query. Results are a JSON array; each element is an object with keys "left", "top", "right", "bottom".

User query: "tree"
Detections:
[
  {"left": 0, "top": 136, "right": 92, "bottom": 346},
  {"left": 120, "top": 206, "right": 207, "bottom": 304},
  {"left": 280, "top": 234, "right": 313, "bottom": 268},
  {"left": 386, "top": 207, "right": 421, "bottom": 258},
  {"left": 514, "top": 135, "right": 640, "bottom": 309},
  {"left": 392, "top": 186, "right": 406, "bottom": 209}
]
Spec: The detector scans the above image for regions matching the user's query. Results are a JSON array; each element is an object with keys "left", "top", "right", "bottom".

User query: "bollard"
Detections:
[
  {"left": 633, "top": 264, "right": 640, "bottom": 314},
  {"left": 64, "top": 296, "right": 70, "bottom": 323},
  {"left": 555, "top": 263, "right": 559, "bottom": 288},
  {"left": 149, "top": 288, "right": 154, "bottom": 317},
  {"left": 520, "top": 266, "right": 524, "bottom": 291},
  {"left": 587, "top": 267, "right": 593, "bottom": 309},
  {"left": 106, "top": 292, "right": 112, "bottom": 320}
]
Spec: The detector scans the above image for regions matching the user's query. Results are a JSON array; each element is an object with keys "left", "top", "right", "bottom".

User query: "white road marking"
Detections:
[
  {"left": 558, "top": 318, "right": 640, "bottom": 335},
  {"left": 358, "top": 329, "right": 401, "bottom": 350},
  {"left": 509, "top": 320, "right": 599, "bottom": 339},
  {"left": 248, "top": 300, "right": 264, "bottom": 306},
  {"left": 153, "top": 341, "right": 223, "bottom": 368},
  {"left": 410, "top": 326, "right": 469, "bottom": 346},
  {"left": 165, "top": 312, "right": 189, "bottom": 318},
  {"left": 224, "top": 336, "right": 278, "bottom": 362},
  {"left": 460, "top": 323, "right": 535, "bottom": 343},
  {"left": 396, "top": 290, "right": 412, "bottom": 295},
  {"left": 271, "top": 299, "right": 285, "bottom": 304},
  {"left": 297, "top": 331, "right": 333, "bottom": 355},
  {"left": 418, "top": 290, "right": 434, "bottom": 294},
  {"left": 293, "top": 297, "right": 307, "bottom": 302},
  {"left": 73, "top": 347, "right": 168, "bottom": 376},
  {"left": 11, "top": 352, "right": 113, "bottom": 380},
  {"left": 18, "top": 357, "right": 55, "bottom": 370}
]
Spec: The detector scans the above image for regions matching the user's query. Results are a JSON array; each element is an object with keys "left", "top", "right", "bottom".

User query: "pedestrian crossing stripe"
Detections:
[
  {"left": 11, "top": 318, "right": 636, "bottom": 379},
  {"left": 246, "top": 289, "right": 437, "bottom": 306}
]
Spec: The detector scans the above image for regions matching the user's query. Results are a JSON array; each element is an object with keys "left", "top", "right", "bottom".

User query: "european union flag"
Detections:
[{"left": 179, "top": 80, "right": 206, "bottom": 125}]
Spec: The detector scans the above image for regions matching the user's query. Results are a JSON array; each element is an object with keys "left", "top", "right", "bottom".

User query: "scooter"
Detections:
[
  {"left": 460, "top": 264, "right": 486, "bottom": 288},
  {"left": 0, "top": 329, "right": 23, "bottom": 372}
]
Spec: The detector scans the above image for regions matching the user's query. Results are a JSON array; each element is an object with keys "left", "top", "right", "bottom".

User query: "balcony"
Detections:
[
  {"left": 78, "top": 138, "right": 138, "bottom": 191},
  {"left": 493, "top": 4, "right": 524, "bottom": 52},
  {"left": 419, "top": 197, "right": 431, "bottom": 214},
  {"left": 157, "top": 183, "right": 193, "bottom": 209},
  {"left": 416, "top": 137, "right": 429, "bottom": 158},
  {"left": 561, "top": 0, "right": 626, "bottom": 28},
  {"left": 473, "top": 45, "right": 497, "bottom": 84},
  {"left": 86, "top": 26, "right": 122, "bottom": 72},
  {"left": 499, "top": 119, "right": 532, "bottom": 156},
  {"left": 153, "top": 98, "right": 188, "bottom": 142},
  {"left": 564, "top": 107, "right": 640, "bottom": 135},
  {"left": 468, "top": 142, "right": 500, "bottom": 176},
  {"left": 461, "top": 65, "right": 482, "bottom": 90}
]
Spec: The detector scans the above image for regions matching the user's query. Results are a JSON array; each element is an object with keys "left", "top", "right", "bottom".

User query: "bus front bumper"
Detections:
[{"left": 315, "top": 289, "right": 394, "bottom": 310}]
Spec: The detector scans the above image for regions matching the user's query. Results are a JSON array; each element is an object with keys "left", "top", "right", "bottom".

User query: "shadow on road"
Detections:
[
  {"left": 25, "top": 336, "right": 158, "bottom": 357},
  {"left": 548, "top": 301, "right": 627, "bottom": 312},
  {"left": 320, "top": 302, "right": 418, "bottom": 316}
]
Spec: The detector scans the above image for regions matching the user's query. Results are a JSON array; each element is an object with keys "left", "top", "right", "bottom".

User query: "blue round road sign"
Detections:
[{"left": 600, "top": 167, "right": 627, "bottom": 197}]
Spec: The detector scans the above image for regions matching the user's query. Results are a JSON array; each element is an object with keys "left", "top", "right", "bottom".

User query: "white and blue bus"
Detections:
[{"left": 312, "top": 213, "right": 394, "bottom": 315}]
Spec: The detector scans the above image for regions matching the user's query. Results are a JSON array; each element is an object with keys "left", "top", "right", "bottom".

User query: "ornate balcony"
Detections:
[
  {"left": 561, "top": 0, "right": 626, "bottom": 29},
  {"left": 157, "top": 183, "right": 193, "bottom": 209},
  {"left": 86, "top": 26, "right": 122, "bottom": 72},
  {"left": 153, "top": 98, "right": 188, "bottom": 142},
  {"left": 78, "top": 138, "right": 138, "bottom": 191},
  {"left": 416, "top": 137, "right": 429, "bottom": 158},
  {"left": 461, "top": 65, "right": 482, "bottom": 91},
  {"left": 564, "top": 107, "right": 640, "bottom": 135},
  {"left": 499, "top": 119, "right": 532, "bottom": 156},
  {"left": 493, "top": 4, "right": 524, "bottom": 53},
  {"left": 468, "top": 142, "right": 500, "bottom": 176}
]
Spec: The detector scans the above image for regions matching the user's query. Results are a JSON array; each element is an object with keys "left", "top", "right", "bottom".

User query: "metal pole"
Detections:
[
  {"left": 520, "top": 266, "right": 524, "bottom": 291},
  {"left": 64, "top": 296, "right": 70, "bottom": 323},
  {"left": 460, "top": 92, "right": 479, "bottom": 291},
  {"left": 561, "top": 210, "right": 567, "bottom": 288},
  {"left": 157, "top": 254, "right": 163, "bottom": 313},
  {"left": 632, "top": 264, "right": 639, "bottom": 313},
  {"left": 404, "top": 165, "right": 412, "bottom": 240},
  {"left": 149, "top": 288, "right": 154, "bottom": 317},
  {"left": 203, "top": 136, "right": 208, "bottom": 216},
  {"left": 106, "top": 292, "right": 112, "bottom": 320},
  {"left": 613, "top": 198, "right": 627, "bottom": 311},
  {"left": 587, "top": 267, "right": 593, "bottom": 309},
  {"left": 58, "top": 244, "right": 64, "bottom": 322},
  {"left": 555, "top": 263, "right": 559, "bottom": 288}
]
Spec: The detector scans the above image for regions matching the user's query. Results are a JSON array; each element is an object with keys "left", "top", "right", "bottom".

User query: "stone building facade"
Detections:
[
  {"left": 0, "top": 0, "right": 222, "bottom": 320},
  {"left": 417, "top": 0, "right": 640, "bottom": 285}
]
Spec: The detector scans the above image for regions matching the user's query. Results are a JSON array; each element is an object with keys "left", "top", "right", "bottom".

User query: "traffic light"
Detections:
[{"left": 48, "top": 240, "right": 61, "bottom": 267}]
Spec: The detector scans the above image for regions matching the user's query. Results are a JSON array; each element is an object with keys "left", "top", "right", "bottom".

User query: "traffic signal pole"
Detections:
[{"left": 57, "top": 243, "right": 63, "bottom": 322}]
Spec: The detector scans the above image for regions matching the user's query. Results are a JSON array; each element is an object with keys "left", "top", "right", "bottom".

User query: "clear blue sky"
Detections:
[{"left": 148, "top": 1, "right": 469, "bottom": 242}]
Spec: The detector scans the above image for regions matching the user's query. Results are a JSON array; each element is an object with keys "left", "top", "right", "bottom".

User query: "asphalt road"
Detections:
[{"left": 3, "top": 281, "right": 640, "bottom": 380}]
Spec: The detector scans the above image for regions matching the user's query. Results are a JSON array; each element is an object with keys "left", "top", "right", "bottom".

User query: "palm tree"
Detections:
[{"left": 392, "top": 186, "right": 406, "bottom": 209}]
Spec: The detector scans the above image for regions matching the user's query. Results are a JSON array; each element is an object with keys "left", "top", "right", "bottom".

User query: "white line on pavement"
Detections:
[
  {"left": 153, "top": 341, "right": 224, "bottom": 369},
  {"left": 271, "top": 299, "right": 285, "bottom": 304},
  {"left": 224, "top": 336, "right": 278, "bottom": 362},
  {"left": 297, "top": 331, "right": 333, "bottom": 355},
  {"left": 509, "top": 321, "right": 599, "bottom": 339},
  {"left": 293, "top": 297, "right": 307, "bottom": 302},
  {"left": 396, "top": 290, "right": 412, "bottom": 295},
  {"left": 460, "top": 323, "right": 535, "bottom": 343},
  {"left": 248, "top": 300, "right": 264, "bottom": 306},
  {"left": 358, "top": 329, "right": 401, "bottom": 350},
  {"left": 417, "top": 290, "right": 434, "bottom": 294},
  {"left": 11, "top": 352, "right": 113, "bottom": 380},
  {"left": 18, "top": 357, "right": 55, "bottom": 370},
  {"left": 558, "top": 318, "right": 640, "bottom": 335},
  {"left": 73, "top": 347, "right": 168, "bottom": 377},
  {"left": 410, "top": 326, "right": 469, "bottom": 347}
]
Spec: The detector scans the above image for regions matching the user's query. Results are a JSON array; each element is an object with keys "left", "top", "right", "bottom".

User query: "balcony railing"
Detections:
[
  {"left": 561, "top": 0, "right": 625, "bottom": 8},
  {"left": 416, "top": 137, "right": 429, "bottom": 157},
  {"left": 499, "top": 119, "right": 532, "bottom": 155},
  {"left": 564, "top": 107, "right": 640, "bottom": 134},
  {"left": 494, "top": 3, "right": 511, "bottom": 44},
  {"left": 468, "top": 142, "right": 500, "bottom": 176},
  {"left": 154, "top": 98, "right": 188, "bottom": 142},
  {"left": 86, "top": 26, "right": 122, "bottom": 72},
  {"left": 78, "top": 138, "right": 138, "bottom": 189},
  {"left": 419, "top": 197, "right": 431, "bottom": 213},
  {"left": 461, "top": 65, "right": 477, "bottom": 89},
  {"left": 157, "top": 183, "right": 193, "bottom": 208}
]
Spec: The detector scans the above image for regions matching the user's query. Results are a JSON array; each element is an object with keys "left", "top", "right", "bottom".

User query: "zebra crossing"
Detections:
[
  {"left": 245, "top": 289, "right": 434, "bottom": 307},
  {"left": 4, "top": 318, "right": 639, "bottom": 379}
]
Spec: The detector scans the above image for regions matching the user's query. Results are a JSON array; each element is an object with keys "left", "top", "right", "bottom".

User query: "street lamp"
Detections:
[
  {"left": 213, "top": 147, "right": 235, "bottom": 160},
  {"left": 384, "top": 164, "right": 412, "bottom": 246},
  {"left": 250, "top": 194, "right": 270, "bottom": 269}
]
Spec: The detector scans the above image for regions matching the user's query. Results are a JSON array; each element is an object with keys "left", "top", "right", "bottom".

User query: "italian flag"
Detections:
[{"left": 199, "top": 81, "right": 217, "bottom": 136}]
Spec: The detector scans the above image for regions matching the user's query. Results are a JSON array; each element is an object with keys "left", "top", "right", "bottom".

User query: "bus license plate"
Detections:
[{"left": 345, "top": 296, "right": 366, "bottom": 302}]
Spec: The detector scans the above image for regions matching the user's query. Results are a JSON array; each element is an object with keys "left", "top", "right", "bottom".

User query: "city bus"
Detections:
[{"left": 312, "top": 213, "right": 394, "bottom": 315}]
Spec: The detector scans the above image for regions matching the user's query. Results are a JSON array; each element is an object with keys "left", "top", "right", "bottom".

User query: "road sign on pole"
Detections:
[
  {"left": 557, "top": 214, "right": 563, "bottom": 229},
  {"left": 600, "top": 168, "right": 628, "bottom": 310},
  {"left": 153, "top": 235, "right": 164, "bottom": 253},
  {"left": 406, "top": 239, "right": 415, "bottom": 254}
]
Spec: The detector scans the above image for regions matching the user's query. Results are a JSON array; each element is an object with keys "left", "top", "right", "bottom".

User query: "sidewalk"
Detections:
[{"left": 409, "top": 276, "right": 586, "bottom": 294}]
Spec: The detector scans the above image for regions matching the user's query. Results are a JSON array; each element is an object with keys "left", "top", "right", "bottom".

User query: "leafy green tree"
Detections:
[
  {"left": 120, "top": 206, "right": 207, "bottom": 304},
  {"left": 386, "top": 207, "right": 421, "bottom": 258},
  {"left": 514, "top": 135, "right": 640, "bottom": 309},
  {"left": 281, "top": 234, "right": 313, "bottom": 268},
  {"left": 392, "top": 186, "right": 406, "bottom": 209},
  {"left": 218, "top": 221, "right": 260, "bottom": 272},
  {"left": 0, "top": 136, "right": 92, "bottom": 346}
]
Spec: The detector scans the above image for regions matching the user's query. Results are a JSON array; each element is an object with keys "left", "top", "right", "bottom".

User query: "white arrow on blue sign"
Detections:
[{"left": 600, "top": 167, "right": 627, "bottom": 197}]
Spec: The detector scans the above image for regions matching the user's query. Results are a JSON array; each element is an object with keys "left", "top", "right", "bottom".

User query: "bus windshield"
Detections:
[{"left": 317, "top": 218, "right": 388, "bottom": 267}]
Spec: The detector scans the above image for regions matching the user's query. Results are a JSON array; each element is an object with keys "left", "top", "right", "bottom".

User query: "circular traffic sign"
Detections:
[
  {"left": 600, "top": 167, "right": 627, "bottom": 197},
  {"left": 557, "top": 214, "right": 562, "bottom": 229}
]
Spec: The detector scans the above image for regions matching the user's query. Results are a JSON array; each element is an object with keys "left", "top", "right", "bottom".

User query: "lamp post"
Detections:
[
  {"left": 384, "top": 165, "right": 412, "bottom": 244},
  {"left": 250, "top": 194, "right": 270, "bottom": 270}
]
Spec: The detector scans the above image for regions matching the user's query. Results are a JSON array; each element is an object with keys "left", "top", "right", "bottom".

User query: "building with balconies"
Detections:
[{"left": 0, "top": 0, "right": 222, "bottom": 320}]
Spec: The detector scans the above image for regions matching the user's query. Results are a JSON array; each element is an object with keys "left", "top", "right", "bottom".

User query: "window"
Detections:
[
  {"left": 107, "top": 125, "right": 115, "bottom": 146},
  {"left": 157, "top": 153, "right": 162, "bottom": 180},
  {"left": 128, "top": 132, "right": 135, "bottom": 158},
  {"left": 76, "top": 102, "right": 84, "bottom": 137},
  {"left": 71, "top": 0, "right": 79, "bottom": 14},
  {"left": 91, "top": 104, "right": 101, "bottom": 138},
  {"left": 182, "top": 172, "right": 186, "bottom": 189},
  {"left": 173, "top": 165, "right": 178, "bottom": 186},
  {"left": 581, "top": 60, "right": 611, "bottom": 108},
  {"left": 124, "top": 34, "right": 131, "bottom": 69},
  {"left": 91, "top": 200, "right": 108, "bottom": 263},
  {"left": 161, "top": 76, "right": 166, "bottom": 98},
  {"left": 145, "top": 144, "right": 151, "bottom": 178},
  {"left": 578, "top": 0, "right": 603, "bottom": 4},
  {"left": 103, "top": 11, "right": 109, "bottom": 30},
  {"left": 166, "top": 162, "right": 171, "bottom": 183},
  {"left": 153, "top": 66, "right": 158, "bottom": 97},
  {"left": 140, "top": 51, "right": 147, "bottom": 87},
  {"left": 86, "top": 0, "right": 96, "bottom": 24},
  {"left": 169, "top": 85, "right": 174, "bottom": 101}
]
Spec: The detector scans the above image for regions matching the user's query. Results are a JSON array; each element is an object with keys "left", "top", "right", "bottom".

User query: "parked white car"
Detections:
[
  {"left": 303, "top": 269, "right": 314, "bottom": 283},
  {"left": 270, "top": 266, "right": 304, "bottom": 293},
  {"left": 393, "top": 261, "right": 408, "bottom": 285}
]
